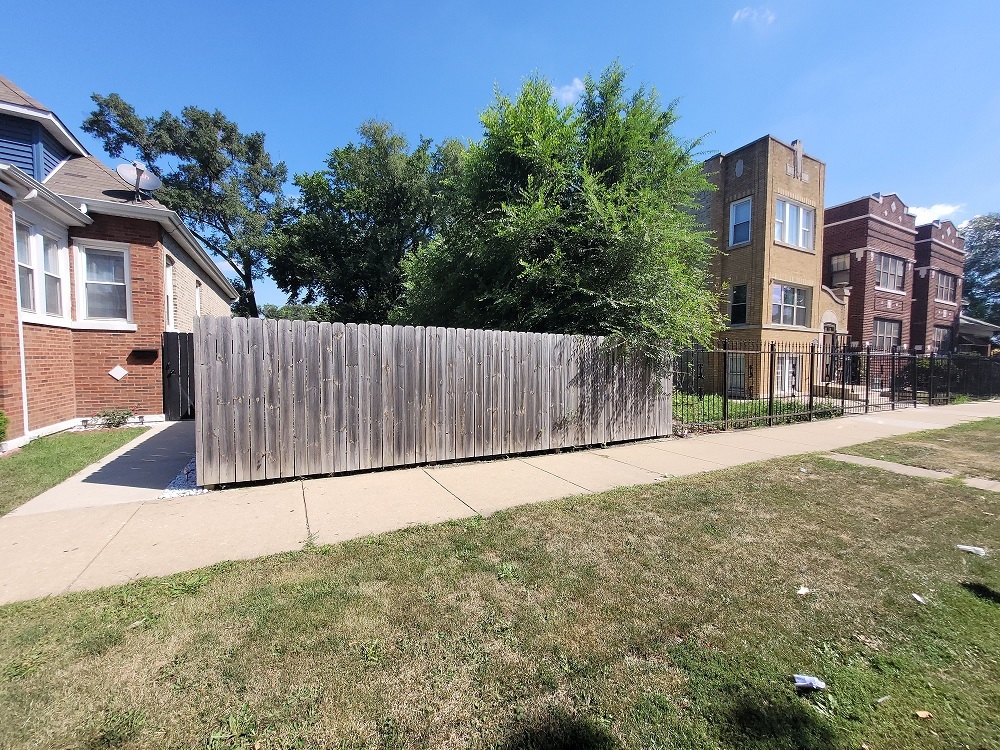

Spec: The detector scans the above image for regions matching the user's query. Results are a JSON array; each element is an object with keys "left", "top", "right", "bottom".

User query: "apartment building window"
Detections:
[
  {"left": 771, "top": 284, "right": 809, "bottom": 327},
  {"left": 830, "top": 254, "right": 850, "bottom": 286},
  {"left": 872, "top": 318, "right": 901, "bottom": 351},
  {"left": 15, "top": 223, "right": 35, "bottom": 311},
  {"left": 729, "top": 198, "right": 751, "bottom": 246},
  {"left": 774, "top": 198, "right": 815, "bottom": 250},
  {"left": 82, "top": 246, "right": 130, "bottom": 320},
  {"left": 730, "top": 284, "right": 747, "bottom": 325},
  {"left": 875, "top": 253, "right": 905, "bottom": 291},
  {"left": 935, "top": 272, "right": 957, "bottom": 303},
  {"left": 933, "top": 326, "right": 953, "bottom": 353}
]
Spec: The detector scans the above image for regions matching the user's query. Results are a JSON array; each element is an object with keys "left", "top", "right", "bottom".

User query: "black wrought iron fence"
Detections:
[{"left": 672, "top": 342, "right": 999, "bottom": 433}]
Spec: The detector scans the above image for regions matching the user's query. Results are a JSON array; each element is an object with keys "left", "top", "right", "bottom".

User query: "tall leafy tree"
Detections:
[
  {"left": 396, "top": 63, "right": 722, "bottom": 356},
  {"left": 82, "top": 95, "right": 289, "bottom": 318},
  {"left": 269, "top": 121, "right": 464, "bottom": 323},
  {"left": 962, "top": 213, "right": 1000, "bottom": 324}
]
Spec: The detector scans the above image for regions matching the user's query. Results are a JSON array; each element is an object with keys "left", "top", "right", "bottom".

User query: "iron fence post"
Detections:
[
  {"left": 840, "top": 350, "right": 848, "bottom": 414},
  {"left": 911, "top": 352, "right": 918, "bottom": 406},
  {"left": 722, "top": 340, "right": 730, "bottom": 430},
  {"left": 929, "top": 353, "right": 935, "bottom": 405},
  {"left": 890, "top": 346, "right": 897, "bottom": 410},
  {"left": 947, "top": 352, "right": 953, "bottom": 403},
  {"left": 768, "top": 342, "right": 776, "bottom": 427},
  {"left": 808, "top": 343, "right": 816, "bottom": 420},
  {"left": 864, "top": 344, "right": 871, "bottom": 414}
]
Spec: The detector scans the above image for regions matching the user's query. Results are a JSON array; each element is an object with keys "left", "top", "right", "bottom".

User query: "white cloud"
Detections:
[
  {"left": 732, "top": 6, "right": 775, "bottom": 25},
  {"left": 553, "top": 77, "right": 585, "bottom": 106},
  {"left": 910, "top": 203, "right": 962, "bottom": 225}
]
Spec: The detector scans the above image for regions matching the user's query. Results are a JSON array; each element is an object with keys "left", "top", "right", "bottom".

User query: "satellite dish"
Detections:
[{"left": 115, "top": 161, "right": 162, "bottom": 202}]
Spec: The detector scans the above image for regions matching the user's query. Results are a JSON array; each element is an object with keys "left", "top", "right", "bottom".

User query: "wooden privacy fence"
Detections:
[{"left": 194, "top": 317, "right": 672, "bottom": 485}]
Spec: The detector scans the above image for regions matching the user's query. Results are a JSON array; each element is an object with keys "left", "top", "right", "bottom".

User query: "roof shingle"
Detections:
[
  {"left": 44, "top": 155, "right": 167, "bottom": 209},
  {"left": 0, "top": 75, "right": 48, "bottom": 111}
]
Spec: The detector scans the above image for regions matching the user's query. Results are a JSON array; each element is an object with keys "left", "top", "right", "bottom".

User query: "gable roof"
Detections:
[
  {"left": 0, "top": 75, "right": 47, "bottom": 111},
  {"left": 44, "top": 155, "right": 167, "bottom": 209}
]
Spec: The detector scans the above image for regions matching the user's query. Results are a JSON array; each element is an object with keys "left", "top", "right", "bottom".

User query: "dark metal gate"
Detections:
[{"left": 162, "top": 332, "right": 196, "bottom": 421}]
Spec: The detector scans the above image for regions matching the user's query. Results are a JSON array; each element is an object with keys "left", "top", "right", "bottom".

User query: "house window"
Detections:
[
  {"left": 933, "top": 326, "right": 953, "bottom": 353},
  {"left": 15, "top": 223, "right": 34, "bottom": 311},
  {"left": 872, "top": 318, "right": 901, "bottom": 351},
  {"left": 771, "top": 284, "right": 809, "bottom": 327},
  {"left": 875, "top": 253, "right": 905, "bottom": 291},
  {"left": 83, "top": 248, "right": 129, "bottom": 320},
  {"left": 164, "top": 258, "right": 175, "bottom": 331},
  {"left": 729, "top": 198, "right": 751, "bottom": 246},
  {"left": 730, "top": 284, "right": 747, "bottom": 325},
  {"left": 43, "top": 236, "right": 63, "bottom": 316},
  {"left": 935, "top": 272, "right": 957, "bottom": 303},
  {"left": 774, "top": 198, "right": 815, "bottom": 250}
]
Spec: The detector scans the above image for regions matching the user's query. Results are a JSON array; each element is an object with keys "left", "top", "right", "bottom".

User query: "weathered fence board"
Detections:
[{"left": 195, "top": 319, "right": 673, "bottom": 485}]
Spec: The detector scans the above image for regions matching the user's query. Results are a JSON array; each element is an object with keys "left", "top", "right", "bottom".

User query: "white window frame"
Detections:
[
  {"left": 73, "top": 238, "right": 137, "bottom": 331},
  {"left": 774, "top": 198, "right": 815, "bottom": 250},
  {"left": 935, "top": 272, "right": 957, "bottom": 304},
  {"left": 15, "top": 221, "right": 35, "bottom": 313},
  {"left": 872, "top": 318, "right": 901, "bottom": 351},
  {"left": 771, "top": 283, "right": 810, "bottom": 327},
  {"left": 875, "top": 253, "right": 905, "bottom": 292},
  {"left": 14, "top": 213, "right": 72, "bottom": 326},
  {"left": 933, "top": 326, "right": 953, "bottom": 353},
  {"left": 830, "top": 253, "right": 850, "bottom": 286},
  {"left": 164, "top": 256, "right": 176, "bottom": 332},
  {"left": 729, "top": 197, "right": 752, "bottom": 247}
]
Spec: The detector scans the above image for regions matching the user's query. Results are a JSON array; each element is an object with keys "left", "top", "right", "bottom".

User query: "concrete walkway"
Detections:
[
  {"left": 824, "top": 451, "right": 1000, "bottom": 491},
  {"left": 2, "top": 402, "right": 998, "bottom": 604}
]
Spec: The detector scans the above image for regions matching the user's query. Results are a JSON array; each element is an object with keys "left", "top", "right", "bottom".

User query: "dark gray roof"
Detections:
[
  {"left": 45, "top": 155, "right": 167, "bottom": 209},
  {"left": 0, "top": 75, "right": 48, "bottom": 111}
]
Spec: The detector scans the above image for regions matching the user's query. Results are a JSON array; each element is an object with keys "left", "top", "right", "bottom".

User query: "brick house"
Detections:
[
  {"left": 822, "top": 193, "right": 965, "bottom": 353},
  {"left": 696, "top": 136, "right": 849, "bottom": 395},
  {"left": 912, "top": 220, "right": 964, "bottom": 352},
  {"left": 0, "top": 75, "right": 236, "bottom": 450}
]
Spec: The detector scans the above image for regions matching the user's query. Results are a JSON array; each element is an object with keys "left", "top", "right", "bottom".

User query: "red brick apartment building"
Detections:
[
  {"left": 823, "top": 192, "right": 965, "bottom": 352},
  {"left": 0, "top": 76, "right": 236, "bottom": 450}
]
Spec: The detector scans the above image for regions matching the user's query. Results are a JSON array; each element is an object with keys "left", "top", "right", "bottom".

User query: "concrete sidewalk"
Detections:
[{"left": 2, "top": 402, "right": 998, "bottom": 604}]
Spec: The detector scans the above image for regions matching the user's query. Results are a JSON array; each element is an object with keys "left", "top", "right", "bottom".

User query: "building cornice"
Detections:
[{"left": 823, "top": 213, "right": 917, "bottom": 235}]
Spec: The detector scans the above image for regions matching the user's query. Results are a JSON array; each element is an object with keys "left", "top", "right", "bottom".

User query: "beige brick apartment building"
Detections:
[
  {"left": 696, "top": 136, "right": 849, "bottom": 394},
  {"left": 0, "top": 75, "right": 235, "bottom": 449}
]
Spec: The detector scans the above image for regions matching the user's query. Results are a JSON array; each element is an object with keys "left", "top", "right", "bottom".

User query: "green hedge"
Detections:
[{"left": 0, "top": 409, "right": 7, "bottom": 444}]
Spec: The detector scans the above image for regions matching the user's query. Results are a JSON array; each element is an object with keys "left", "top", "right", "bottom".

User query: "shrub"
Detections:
[
  {"left": 93, "top": 407, "right": 135, "bottom": 429},
  {"left": 0, "top": 409, "right": 7, "bottom": 444}
]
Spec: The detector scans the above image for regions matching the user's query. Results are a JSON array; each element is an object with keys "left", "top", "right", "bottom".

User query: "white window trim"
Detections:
[
  {"left": 164, "top": 256, "right": 176, "bottom": 332},
  {"left": 934, "top": 272, "right": 958, "bottom": 304},
  {"left": 773, "top": 197, "right": 815, "bottom": 252},
  {"left": 729, "top": 197, "right": 752, "bottom": 247},
  {"left": 14, "top": 215, "right": 73, "bottom": 327},
  {"left": 73, "top": 238, "right": 136, "bottom": 329},
  {"left": 770, "top": 282, "right": 811, "bottom": 328},
  {"left": 874, "top": 253, "right": 906, "bottom": 293}
]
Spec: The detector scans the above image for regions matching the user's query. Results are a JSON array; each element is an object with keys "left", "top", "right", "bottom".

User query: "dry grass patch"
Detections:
[
  {"left": 837, "top": 417, "right": 1000, "bottom": 480},
  {"left": 0, "top": 456, "right": 997, "bottom": 749}
]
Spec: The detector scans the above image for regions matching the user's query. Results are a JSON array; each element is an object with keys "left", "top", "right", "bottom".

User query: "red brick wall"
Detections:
[
  {"left": 71, "top": 214, "right": 165, "bottom": 417},
  {"left": 22, "top": 324, "right": 76, "bottom": 430},
  {"left": 913, "top": 221, "right": 965, "bottom": 351},
  {"left": 0, "top": 194, "right": 26, "bottom": 439}
]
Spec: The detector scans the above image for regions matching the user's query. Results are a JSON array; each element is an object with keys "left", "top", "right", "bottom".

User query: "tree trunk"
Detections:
[{"left": 242, "top": 272, "right": 259, "bottom": 318}]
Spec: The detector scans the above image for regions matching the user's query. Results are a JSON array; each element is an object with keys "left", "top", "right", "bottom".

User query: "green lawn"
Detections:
[
  {"left": 837, "top": 417, "right": 1000, "bottom": 480},
  {"left": 0, "top": 452, "right": 996, "bottom": 749},
  {"left": 0, "top": 427, "right": 148, "bottom": 516}
]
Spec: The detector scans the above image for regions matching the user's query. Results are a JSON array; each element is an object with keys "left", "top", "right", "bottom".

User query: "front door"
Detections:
[{"left": 775, "top": 353, "right": 799, "bottom": 395}]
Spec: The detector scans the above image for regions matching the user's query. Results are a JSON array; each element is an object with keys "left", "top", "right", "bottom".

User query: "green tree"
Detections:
[
  {"left": 82, "top": 95, "right": 290, "bottom": 318},
  {"left": 395, "top": 63, "right": 721, "bottom": 357},
  {"left": 962, "top": 213, "right": 1000, "bottom": 324},
  {"left": 259, "top": 302, "right": 332, "bottom": 321},
  {"left": 269, "top": 121, "right": 464, "bottom": 323}
]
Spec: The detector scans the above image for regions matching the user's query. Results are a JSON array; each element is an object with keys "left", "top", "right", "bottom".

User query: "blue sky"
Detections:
[{"left": 5, "top": 1, "right": 999, "bottom": 306}]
